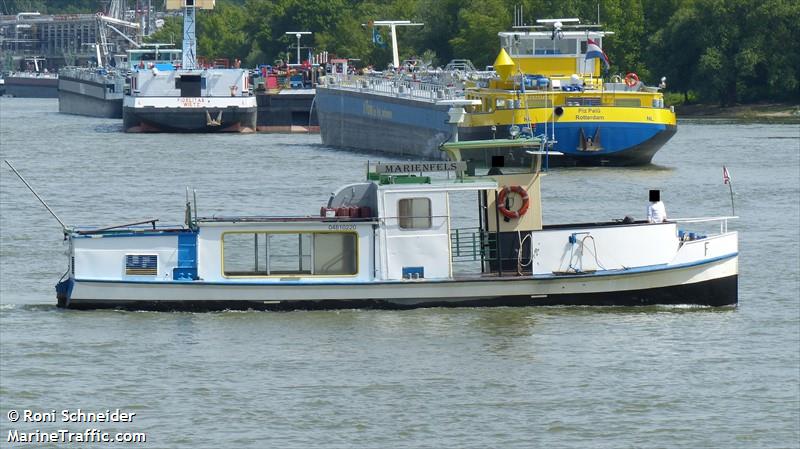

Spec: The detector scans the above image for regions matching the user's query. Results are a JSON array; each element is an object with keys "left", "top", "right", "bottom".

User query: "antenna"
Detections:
[
  {"left": 285, "top": 31, "right": 312, "bottom": 65},
  {"left": 536, "top": 18, "right": 580, "bottom": 25},
  {"left": 4, "top": 160, "right": 68, "bottom": 232},
  {"left": 185, "top": 186, "right": 192, "bottom": 226},
  {"left": 192, "top": 188, "right": 198, "bottom": 223}
]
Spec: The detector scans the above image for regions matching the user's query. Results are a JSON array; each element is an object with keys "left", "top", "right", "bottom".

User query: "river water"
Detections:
[{"left": 1, "top": 98, "right": 798, "bottom": 448}]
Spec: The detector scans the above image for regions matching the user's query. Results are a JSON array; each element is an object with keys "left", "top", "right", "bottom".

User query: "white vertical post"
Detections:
[
  {"left": 296, "top": 34, "right": 301, "bottom": 64},
  {"left": 390, "top": 23, "right": 399, "bottom": 69},
  {"left": 369, "top": 21, "right": 423, "bottom": 69},
  {"left": 285, "top": 32, "right": 312, "bottom": 65}
]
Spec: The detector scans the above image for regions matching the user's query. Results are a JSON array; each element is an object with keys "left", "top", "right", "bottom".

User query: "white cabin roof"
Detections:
[
  {"left": 377, "top": 179, "right": 498, "bottom": 194},
  {"left": 498, "top": 30, "right": 613, "bottom": 39}
]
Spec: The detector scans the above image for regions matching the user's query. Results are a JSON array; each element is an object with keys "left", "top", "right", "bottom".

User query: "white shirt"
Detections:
[{"left": 648, "top": 201, "right": 667, "bottom": 223}]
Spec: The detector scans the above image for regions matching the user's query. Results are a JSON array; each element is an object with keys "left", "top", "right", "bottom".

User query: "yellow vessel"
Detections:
[{"left": 457, "top": 19, "right": 677, "bottom": 165}]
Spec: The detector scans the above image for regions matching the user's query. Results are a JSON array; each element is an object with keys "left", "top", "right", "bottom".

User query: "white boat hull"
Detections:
[{"left": 58, "top": 254, "right": 738, "bottom": 310}]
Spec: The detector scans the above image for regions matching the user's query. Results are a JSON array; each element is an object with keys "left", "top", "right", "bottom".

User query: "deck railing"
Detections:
[
  {"left": 671, "top": 216, "right": 738, "bottom": 234},
  {"left": 323, "top": 74, "right": 463, "bottom": 103},
  {"left": 450, "top": 227, "right": 496, "bottom": 262}
]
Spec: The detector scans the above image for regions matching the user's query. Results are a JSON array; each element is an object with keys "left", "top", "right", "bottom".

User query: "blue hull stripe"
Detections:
[
  {"left": 549, "top": 121, "right": 671, "bottom": 155},
  {"left": 461, "top": 121, "right": 676, "bottom": 156}
]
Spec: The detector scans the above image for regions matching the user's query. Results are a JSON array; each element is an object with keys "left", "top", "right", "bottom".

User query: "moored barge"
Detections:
[{"left": 316, "top": 19, "right": 677, "bottom": 166}]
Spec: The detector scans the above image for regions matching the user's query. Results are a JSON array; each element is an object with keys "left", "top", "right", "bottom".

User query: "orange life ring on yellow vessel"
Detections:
[
  {"left": 624, "top": 72, "right": 639, "bottom": 87},
  {"left": 497, "top": 185, "right": 530, "bottom": 219}
]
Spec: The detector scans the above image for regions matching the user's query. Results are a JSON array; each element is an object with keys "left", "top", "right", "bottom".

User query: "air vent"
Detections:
[{"left": 126, "top": 255, "right": 158, "bottom": 276}]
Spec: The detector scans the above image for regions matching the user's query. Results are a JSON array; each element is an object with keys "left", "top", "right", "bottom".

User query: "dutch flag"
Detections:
[{"left": 585, "top": 38, "right": 610, "bottom": 70}]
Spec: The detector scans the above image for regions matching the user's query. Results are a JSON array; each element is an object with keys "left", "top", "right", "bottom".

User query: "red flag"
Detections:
[{"left": 723, "top": 166, "right": 731, "bottom": 184}]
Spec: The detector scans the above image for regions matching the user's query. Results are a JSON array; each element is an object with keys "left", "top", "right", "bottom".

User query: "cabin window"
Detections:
[
  {"left": 314, "top": 233, "right": 357, "bottom": 275},
  {"left": 125, "top": 254, "right": 158, "bottom": 276},
  {"left": 398, "top": 198, "right": 432, "bottom": 229},
  {"left": 614, "top": 98, "right": 641, "bottom": 107},
  {"left": 534, "top": 38, "right": 577, "bottom": 55},
  {"left": 504, "top": 36, "right": 534, "bottom": 56},
  {"left": 223, "top": 233, "right": 268, "bottom": 274},
  {"left": 268, "top": 233, "right": 312, "bottom": 275},
  {"left": 517, "top": 38, "right": 534, "bottom": 56},
  {"left": 501, "top": 35, "right": 512, "bottom": 51},
  {"left": 222, "top": 232, "right": 357, "bottom": 276}
]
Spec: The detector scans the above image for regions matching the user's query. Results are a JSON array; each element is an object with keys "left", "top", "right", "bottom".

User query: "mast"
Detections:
[
  {"left": 166, "top": 0, "right": 215, "bottom": 70},
  {"left": 285, "top": 31, "right": 312, "bottom": 65},
  {"left": 182, "top": 2, "right": 196, "bottom": 69},
  {"left": 370, "top": 20, "right": 423, "bottom": 69}
]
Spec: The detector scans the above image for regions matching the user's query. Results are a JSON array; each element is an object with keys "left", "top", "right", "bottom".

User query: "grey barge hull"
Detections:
[
  {"left": 58, "top": 69, "right": 124, "bottom": 118},
  {"left": 316, "top": 85, "right": 452, "bottom": 159},
  {"left": 4, "top": 75, "right": 58, "bottom": 98},
  {"left": 256, "top": 89, "right": 319, "bottom": 133},
  {"left": 60, "top": 89, "right": 122, "bottom": 118}
]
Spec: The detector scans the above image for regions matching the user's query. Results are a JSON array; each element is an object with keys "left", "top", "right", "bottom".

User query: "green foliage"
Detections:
[
  {"left": 196, "top": 1, "right": 249, "bottom": 60},
  {"left": 449, "top": 0, "right": 510, "bottom": 69},
  {"left": 646, "top": 0, "right": 800, "bottom": 105},
  {"left": 17, "top": 0, "right": 800, "bottom": 105},
  {"left": 145, "top": 16, "right": 183, "bottom": 47}
]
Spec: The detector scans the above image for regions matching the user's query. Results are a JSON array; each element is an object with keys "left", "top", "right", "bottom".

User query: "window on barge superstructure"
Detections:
[
  {"left": 503, "top": 35, "right": 534, "bottom": 56},
  {"left": 222, "top": 232, "right": 357, "bottom": 277},
  {"left": 534, "top": 38, "right": 577, "bottom": 55},
  {"left": 398, "top": 198, "right": 432, "bottom": 229}
]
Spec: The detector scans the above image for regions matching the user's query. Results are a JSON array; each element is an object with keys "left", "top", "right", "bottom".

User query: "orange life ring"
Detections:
[
  {"left": 624, "top": 72, "right": 639, "bottom": 87},
  {"left": 497, "top": 185, "right": 530, "bottom": 219}
]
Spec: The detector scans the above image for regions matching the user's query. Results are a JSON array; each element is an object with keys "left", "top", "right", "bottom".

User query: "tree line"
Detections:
[{"left": 6, "top": 0, "right": 799, "bottom": 105}]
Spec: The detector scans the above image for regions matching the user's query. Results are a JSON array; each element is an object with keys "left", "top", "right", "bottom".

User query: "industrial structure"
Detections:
[{"left": 0, "top": 2, "right": 151, "bottom": 71}]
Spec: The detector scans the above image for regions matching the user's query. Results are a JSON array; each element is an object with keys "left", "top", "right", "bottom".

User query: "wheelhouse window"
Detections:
[
  {"left": 518, "top": 38, "right": 534, "bottom": 56},
  {"left": 222, "top": 232, "right": 357, "bottom": 277},
  {"left": 398, "top": 198, "right": 432, "bottom": 229},
  {"left": 502, "top": 35, "right": 534, "bottom": 56},
  {"left": 534, "top": 38, "right": 577, "bottom": 55}
]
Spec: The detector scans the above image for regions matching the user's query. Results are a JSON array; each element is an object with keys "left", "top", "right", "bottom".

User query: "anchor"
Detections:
[
  {"left": 205, "top": 110, "right": 223, "bottom": 126},
  {"left": 577, "top": 127, "right": 603, "bottom": 152}
]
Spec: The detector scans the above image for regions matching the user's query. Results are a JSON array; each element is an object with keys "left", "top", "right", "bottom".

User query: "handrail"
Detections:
[
  {"left": 671, "top": 216, "right": 738, "bottom": 234},
  {"left": 670, "top": 216, "right": 738, "bottom": 223},
  {"left": 325, "top": 74, "right": 463, "bottom": 102},
  {"left": 76, "top": 219, "right": 161, "bottom": 234}
]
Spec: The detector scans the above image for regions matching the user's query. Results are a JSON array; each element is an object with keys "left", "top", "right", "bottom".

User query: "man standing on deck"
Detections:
[{"left": 648, "top": 189, "right": 667, "bottom": 223}]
